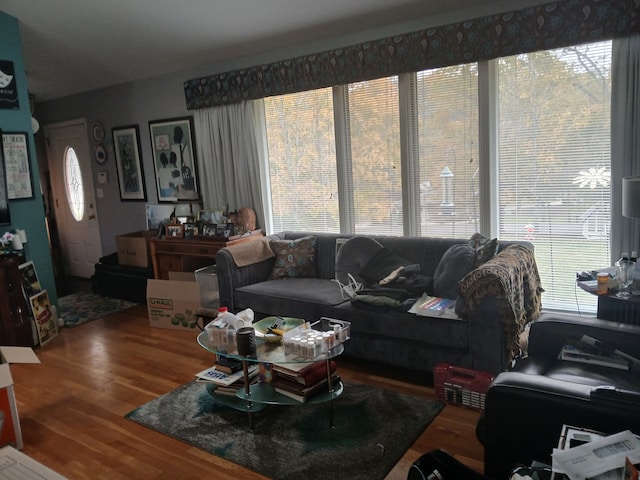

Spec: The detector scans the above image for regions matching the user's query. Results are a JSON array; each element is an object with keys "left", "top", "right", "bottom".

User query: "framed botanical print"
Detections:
[
  {"left": 112, "top": 125, "right": 146, "bottom": 201},
  {"left": 149, "top": 116, "right": 200, "bottom": 202}
]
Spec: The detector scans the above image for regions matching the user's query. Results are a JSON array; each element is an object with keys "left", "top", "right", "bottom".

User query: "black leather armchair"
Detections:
[{"left": 479, "top": 313, "right": 640, "bottom": 480}]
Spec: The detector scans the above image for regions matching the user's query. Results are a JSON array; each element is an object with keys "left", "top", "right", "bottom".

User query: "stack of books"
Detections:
[
  {"left": 559, "top": 335, "right": 635, "bottom": 371},
  {"left": 194, "top": 363, "right": 259, "bottom": 397},
  {"left": 270, "top": 360, "right": 338, "bottom": 403}
]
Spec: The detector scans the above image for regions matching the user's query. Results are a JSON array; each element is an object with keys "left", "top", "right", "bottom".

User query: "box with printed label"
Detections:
[
  {"left": 0, "top": 346, "right": 41, "bottom": 450},
  {"left": 146, "top": 279, "right": 201, "bottom": 331},
  {"left": 116, "top": 230, "right": 156, "bottom": 268}
]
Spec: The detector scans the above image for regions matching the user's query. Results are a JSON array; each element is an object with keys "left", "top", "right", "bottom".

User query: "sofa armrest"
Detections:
[
  {"left": 465, "top": 295, "right": 514, "bottom": 374},
  {"left": 215, "top": 249, "right": 274, "bottom": 312},
  {"left": 527, "top": 313, "right": 640, "bottom": 361}
]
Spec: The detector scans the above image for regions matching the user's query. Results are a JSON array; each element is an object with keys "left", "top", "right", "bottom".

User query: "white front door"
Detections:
[{"left": 44, "top": 120, "right": 102, "bottom": 278}]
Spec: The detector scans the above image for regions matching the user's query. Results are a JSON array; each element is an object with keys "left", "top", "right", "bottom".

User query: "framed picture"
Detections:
[
  {"left": 184, "top": 223, "right": 199, "bottom": 239},
  {"left": 29, "top": 290, "right": 58, "bottom": 346},
  {"left": 201, "top": 224, "right": 218, "bottom": 237},
  {"left": 2, "top": 132, "right": 32, "bottom": 200},
  {"left": 19, "top": 261, "right": 43, "bottom": 299},
  {"left": 0, "top": 131, "right": 10, "bottom": 225},
  {"left": 112, "top": 125, "right": 146, "bottom": 201},
  {"left": 166, "top": 224, "right": 184, "bottom": 238},
  {"left": 149, "top": 116, "right": 200, "bottom": 202}
]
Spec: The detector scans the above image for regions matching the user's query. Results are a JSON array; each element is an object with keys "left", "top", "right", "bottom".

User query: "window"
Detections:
[
  {"left": 347, "top": 77, "right": 401, "bottom": 234},
  {"left": 262, "top": 40, "right": 611, "bottom": 314},
  {"left": 416, "top": 64, "right": 479, "bottom": 238},
  {"left": 63, "top": 146, "right": 85, "bottom": 221},
  {"left": 497, "top": 42, "right": 612, "bottom": 313},
  {"left": 264, "top": 88, "right": 338, "bottom": 232}
]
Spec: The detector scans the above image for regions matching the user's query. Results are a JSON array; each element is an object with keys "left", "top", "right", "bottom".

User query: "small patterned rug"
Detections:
[
  {"left": 126, "top": 380, "right": 443, "bottom": 480},
  {"left": 58, "top": 291, "right": 138, "bottom": 327}
]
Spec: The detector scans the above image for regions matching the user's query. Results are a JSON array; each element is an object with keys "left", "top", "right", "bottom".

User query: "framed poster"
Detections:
[
  {"left": 149, "top": 116, "right": 199, "bottom": 202},
  {"left": 0, "top": 132, "right": 10, "bottom": 225},
  {"left": 0, "top": 61, "right": 19, "bottom": 109},
  {"left": 112, "top": 125, "right": 146, "bottom": 201},
  {"left": 28, "top": 290, "right": 58, "bottom": 346},
  {"left": 2, "top": 132, "right": 33, "bottom": 200},
  {"left": 18, "top": 261, "right": 42, "bottom": 299}
]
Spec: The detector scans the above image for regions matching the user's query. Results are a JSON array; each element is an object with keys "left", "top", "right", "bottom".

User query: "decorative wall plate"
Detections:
[
  {"left": 94, "top": 144, "right": 107, "bottom": 165},
  {"left": 91, "top": 122, "right": 105, "bottom": 143}
]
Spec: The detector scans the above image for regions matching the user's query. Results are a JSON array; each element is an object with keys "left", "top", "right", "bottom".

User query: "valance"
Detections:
[{"left": 184, "top": 0, "right": 640, "bottom": 109}]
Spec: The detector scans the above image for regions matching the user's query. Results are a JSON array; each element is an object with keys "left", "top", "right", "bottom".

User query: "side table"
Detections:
[
  {"left": 577, "top": 278, "right": 640, "bottom": 325},
  {"left": 150, "top": 229, "right": 263, "bottom": 279}
]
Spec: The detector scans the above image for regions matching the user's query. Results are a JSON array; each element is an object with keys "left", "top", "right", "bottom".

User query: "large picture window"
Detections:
[{"left": 262, "top": 40, "right": 612, "bottom": 315}]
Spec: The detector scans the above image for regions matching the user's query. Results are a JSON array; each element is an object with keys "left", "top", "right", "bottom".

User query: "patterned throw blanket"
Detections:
[{"left": 458, "top": 244, "right": 543, "bottom": 363}]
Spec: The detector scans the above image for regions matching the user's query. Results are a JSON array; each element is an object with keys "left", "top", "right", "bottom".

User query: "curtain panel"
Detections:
[
  {"left": 611, "top": 35, "right": 640, "bottom": 261},
  {"left": 184, "top": 0, "right": 640, "bottom": 109},
  {"left": 193, "top": 102, "right": 266, "bottom": 229}
]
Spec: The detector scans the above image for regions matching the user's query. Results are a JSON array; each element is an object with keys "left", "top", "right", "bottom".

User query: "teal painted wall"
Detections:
[{"left": 0, "top": 11, "right": 58, "bottom": 304}]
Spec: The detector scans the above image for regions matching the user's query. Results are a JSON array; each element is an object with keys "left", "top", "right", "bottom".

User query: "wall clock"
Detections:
[{"left": 91, "top": 122, "right": 105, "bottom": 143}]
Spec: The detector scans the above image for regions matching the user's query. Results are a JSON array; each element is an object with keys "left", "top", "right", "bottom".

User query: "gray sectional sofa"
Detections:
[{"left": 215, "top": 231, "right": 542, "bottom": 375}]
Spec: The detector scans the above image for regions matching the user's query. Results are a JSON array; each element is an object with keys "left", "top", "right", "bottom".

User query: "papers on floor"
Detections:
[{"left": 552, "top": 430, "right": 640, "bottom": 480}]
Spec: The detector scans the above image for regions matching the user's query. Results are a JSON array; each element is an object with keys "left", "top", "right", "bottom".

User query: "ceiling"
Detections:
[{"left": 1, "top": 0, "right": 540, "bottom": 102}]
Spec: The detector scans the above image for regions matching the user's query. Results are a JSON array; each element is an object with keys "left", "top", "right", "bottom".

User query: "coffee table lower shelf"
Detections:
[{"left": 205, "top": 380, "right": 344, "bottom": 411}]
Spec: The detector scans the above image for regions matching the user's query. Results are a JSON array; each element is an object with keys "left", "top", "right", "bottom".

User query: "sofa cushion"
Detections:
[
  {"left": 235, "top": 278, "right": 346, "bottom": 316},
  {"left": 433, "top": 244, "right": 476, "bottom": 299},
  {"left": 333, "top": 301, "right": 469, "bottom": 349},
  {"left": 358, "top": 247, "right": 414, "bottom": 285},
  {"left": 469, "top": 233, "right": 498, "bottom": 267},
  {"left": 269, "top": 235, "right": 317, "bottom": 279}
]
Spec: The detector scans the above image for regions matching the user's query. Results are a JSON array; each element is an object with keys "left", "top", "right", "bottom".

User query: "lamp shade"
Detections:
[{"left": 622, "top": 176, "right": 640, "bottom": 219}]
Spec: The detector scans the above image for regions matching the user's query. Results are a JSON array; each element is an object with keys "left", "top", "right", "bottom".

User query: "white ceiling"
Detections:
[{"left": 1, "top": 0, "right": 545, "bottom": 102}]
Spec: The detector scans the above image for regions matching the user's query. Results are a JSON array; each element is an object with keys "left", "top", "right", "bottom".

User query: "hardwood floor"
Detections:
[{"left": 14, "top": 304, "right": 484, "bottom": 479}]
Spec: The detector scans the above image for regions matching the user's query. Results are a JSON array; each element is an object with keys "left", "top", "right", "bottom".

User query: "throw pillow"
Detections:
[
  {"left": 433, "top": 243, "right": 476, "bottom": 299},
  {"left": 269, "top": 235, "right": 317, "bottom": 279},
  {"left": 358, "top": 247, "right": 414, "bottom": 285},
  {"left": 468, "top": 232, "right": 498, "bottom": 267}
]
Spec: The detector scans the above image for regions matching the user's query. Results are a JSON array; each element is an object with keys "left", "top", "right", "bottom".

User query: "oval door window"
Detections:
[{"left": 63, "top": 146, "right": 85, "bottom": 221}]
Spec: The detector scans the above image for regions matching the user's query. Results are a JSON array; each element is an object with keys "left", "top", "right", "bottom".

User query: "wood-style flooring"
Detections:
[{"left": 14, "top": 303, "right": 484, "bottom": 479}]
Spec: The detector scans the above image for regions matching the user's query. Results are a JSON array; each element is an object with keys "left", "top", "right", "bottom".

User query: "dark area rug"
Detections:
[
  {"left": 58, "top": 291, "right": 138, "bottom": 327},
  {"left": 125, "top": 380, "right": 443, "bottom": 480}
]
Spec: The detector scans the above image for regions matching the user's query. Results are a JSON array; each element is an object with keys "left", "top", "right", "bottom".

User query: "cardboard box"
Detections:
[
  {"left": 195, "top": 265, "right": 219, "bottom": 309},
  {"left": 146, "top": 279, "right": 201, "bottom": 331},
  {"left": 0, "top": 346, "right": 40, "bottom": 450},
  {"left": 116, "top": 230, "right": 155, "bottom": 268}
]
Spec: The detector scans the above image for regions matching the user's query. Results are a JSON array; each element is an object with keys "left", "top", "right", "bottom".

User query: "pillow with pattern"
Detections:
[
  {"left": 468, "top": 232, "right": 498, "bottom": 267},
  {"left": 269, "top": 235, "right": 317, "bottom": 279}
]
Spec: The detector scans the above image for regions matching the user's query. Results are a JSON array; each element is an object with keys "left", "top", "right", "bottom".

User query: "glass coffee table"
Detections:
[{"left": 197, "top": 329, "right": 345, "bottom": 430}]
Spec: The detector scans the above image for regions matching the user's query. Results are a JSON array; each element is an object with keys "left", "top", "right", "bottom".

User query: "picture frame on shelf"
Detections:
[
  {"left": 112, "top": 125, "right": 146, "bottom": 201},
  {"left": 166, "top": 224, "right": 184, "bottom": 238},
  {"left": 2, "top": 131, "right": 33, "bottom": 200},
  {"left": 184, "top": 223, "right": 199, "bottom": 239},
  {"left": 149, "top": 116, "right": 200, "bottom": 202},
  {"left": 201, "top": 224, "right": 217, "bottom": 237}
]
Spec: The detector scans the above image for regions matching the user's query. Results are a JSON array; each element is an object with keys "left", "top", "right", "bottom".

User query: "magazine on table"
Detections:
[{"left": 195, "top": 364, "right": 258, "bottom": 386}]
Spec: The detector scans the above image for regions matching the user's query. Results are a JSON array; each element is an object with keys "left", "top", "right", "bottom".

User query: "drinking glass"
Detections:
[{"left": 616, "top": 263, "right": 633, "bottom": 298}]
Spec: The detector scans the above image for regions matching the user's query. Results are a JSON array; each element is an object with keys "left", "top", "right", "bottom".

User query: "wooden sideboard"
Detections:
[{"left": 150, "top": 230, "right": 264, "bottom": 279}]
